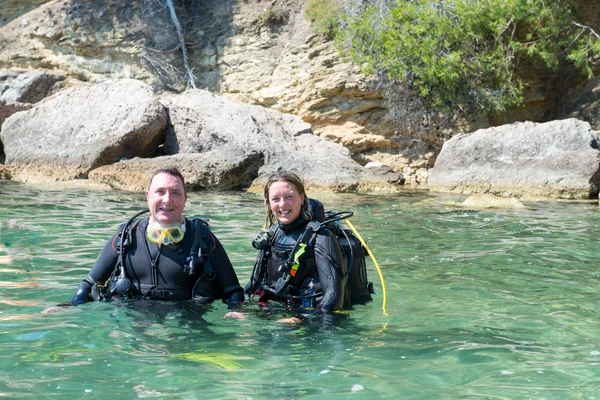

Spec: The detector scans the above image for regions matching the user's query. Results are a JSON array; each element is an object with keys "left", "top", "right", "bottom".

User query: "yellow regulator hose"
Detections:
[{"left": 344, "top": 219, "right": 388, "bottom": 316}]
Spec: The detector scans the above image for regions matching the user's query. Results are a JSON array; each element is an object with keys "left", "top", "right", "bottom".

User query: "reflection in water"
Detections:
[
  {"left": 1, "top": 181, "right": 600, "bottom": 398},
  {"left": 0, "top": 280, "right": 40, "bottom": 288}
]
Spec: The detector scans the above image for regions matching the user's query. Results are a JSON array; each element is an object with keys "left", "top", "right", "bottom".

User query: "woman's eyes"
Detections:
[{"left": 270, "top": 195, "right": 296, "bottom": 203}]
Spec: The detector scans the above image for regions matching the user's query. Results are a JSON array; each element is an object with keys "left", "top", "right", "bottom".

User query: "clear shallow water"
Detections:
[{"left": 1, "top": 181, "right": 600, "bottom": 399}]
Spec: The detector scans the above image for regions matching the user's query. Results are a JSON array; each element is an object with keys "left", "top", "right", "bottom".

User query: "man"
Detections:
[{"left": 68, "top": 166, "right": 244, "bottom": 305}]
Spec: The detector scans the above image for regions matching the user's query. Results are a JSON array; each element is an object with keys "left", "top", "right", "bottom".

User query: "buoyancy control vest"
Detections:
[
  {"left": 325, "top": 213, "right": 374, "bottom": 302},
  {"left": 247, "top": 200, "right": 373, "bottom": 307},
  {"left": 93, "top": 211, "right": 215, "bottom": 301}
]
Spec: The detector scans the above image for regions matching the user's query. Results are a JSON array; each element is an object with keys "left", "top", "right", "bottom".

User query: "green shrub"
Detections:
[{"left": 335, "top": 0, "right": 600, "bottom": 114}]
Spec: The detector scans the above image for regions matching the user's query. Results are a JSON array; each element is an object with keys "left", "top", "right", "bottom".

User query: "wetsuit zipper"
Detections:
[{"left": 143, "top": 235, "right": 163, "bottom": 287}]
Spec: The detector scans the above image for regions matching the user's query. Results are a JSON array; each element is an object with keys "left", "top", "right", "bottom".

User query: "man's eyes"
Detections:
[{"left": 155, "top": 189, "right": 181, "bottom": 196}]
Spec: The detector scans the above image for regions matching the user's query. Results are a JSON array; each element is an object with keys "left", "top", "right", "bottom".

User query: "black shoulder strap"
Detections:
[
  {"left": 286, "top": 210, "right": 353, "bottom": 274},
  {"left": 185, "top": 218, "right": 215, "bottom": 281},
  {"left": 115, "top": 210, "right": 148, "bottom": 253},
  {"left": 110, "top": 209, "right": 149, "bottom": 295},
  {"left": 287, "top": 220, "right": 321, "bottom": 273}
]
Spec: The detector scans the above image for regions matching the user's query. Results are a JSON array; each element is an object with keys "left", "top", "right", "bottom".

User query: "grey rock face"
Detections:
[{"left": 428, "top": 119, "right": 600, "bottom": 199}]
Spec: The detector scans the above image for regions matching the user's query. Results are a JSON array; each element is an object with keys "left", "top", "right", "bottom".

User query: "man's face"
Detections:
[{"left": 146, "top": 172, "right": 187, "bottom": 225}]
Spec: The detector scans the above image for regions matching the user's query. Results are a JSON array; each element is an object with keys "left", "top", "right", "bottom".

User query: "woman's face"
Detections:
[{"left": 268, "top": 181, "right": 305, "bottom": 225}]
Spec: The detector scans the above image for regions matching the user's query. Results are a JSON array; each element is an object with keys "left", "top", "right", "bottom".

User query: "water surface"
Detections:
[{"left": 1, "top": 181, "right": 599, "bottom": 399}]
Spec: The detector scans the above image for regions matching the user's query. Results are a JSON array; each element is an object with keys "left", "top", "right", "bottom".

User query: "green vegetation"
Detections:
[
  {"left": 324, "top": 0, "right": 600, "bottom": 113},
  {"left": 305, "top": 0, "right": 341, "bottom": 38},
  {"left": 258, "top": 7, "right": 289, "bottom": 26}
]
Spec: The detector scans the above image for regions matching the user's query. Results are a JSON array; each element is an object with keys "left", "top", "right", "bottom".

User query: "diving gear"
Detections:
[
  {"left": 323, "top": 211, "right": 374, "bottom": 302},
  {"left": 344, "top": 218, "right": 385, "bottom": 314},
  {"left": 247, "top": 199, "right": 374, "bottom": 311},
  {"left": 109, "top": 209, "right": 149, "bottom": 297},
  {"left": 252, "top": 231, "right": 271, "bottom": 250},
  {"left": 147, "top": 221, "right": 186, "bottom": 245},
  {"left": 185, "top": 218, "right": 215, "bottom": 280},
  {"left": 68, "top": 210, "right": 244, "bottom": 305},
  {"left": 269, "top": 220, "right": 321, "bottom": 296}
]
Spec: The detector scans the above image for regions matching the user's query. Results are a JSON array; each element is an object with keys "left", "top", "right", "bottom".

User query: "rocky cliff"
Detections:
[{"left": 1, "top": 0, "right": 599, "bottom": 187}]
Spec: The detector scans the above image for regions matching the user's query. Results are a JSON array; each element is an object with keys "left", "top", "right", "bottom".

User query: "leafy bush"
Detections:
[{"left": 335, "top": 0, "right": 600, "bottom": 113}]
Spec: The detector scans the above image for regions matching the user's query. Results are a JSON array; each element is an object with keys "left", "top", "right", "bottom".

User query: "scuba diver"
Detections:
[
  {"left": 67, "top": 166, "right": 245, "bottom": 306},
  {"left": 245, "top": 171, "right": 351, "bottom": 315}
]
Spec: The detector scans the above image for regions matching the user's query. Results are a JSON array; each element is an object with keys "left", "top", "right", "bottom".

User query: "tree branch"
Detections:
[{"left": 165, "top": 0, "right": 197, "bottom": 89}]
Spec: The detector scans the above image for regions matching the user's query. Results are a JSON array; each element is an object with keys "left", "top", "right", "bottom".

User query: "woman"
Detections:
[{"left": 246, "top": 171, "right": 347, "bottom": 314}]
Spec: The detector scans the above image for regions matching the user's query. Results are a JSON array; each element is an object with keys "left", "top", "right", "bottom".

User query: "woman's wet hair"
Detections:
[
  {"left": 148, "top": 166, "right": 186, "bottom": 195},
  {"left": 263, "top": 170, "right": 312, "bottom": 228}
]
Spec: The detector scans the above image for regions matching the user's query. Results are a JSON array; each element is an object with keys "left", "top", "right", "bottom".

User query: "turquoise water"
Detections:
[{"left": 1, "top": 180, "right": 600, "bottom": 399}]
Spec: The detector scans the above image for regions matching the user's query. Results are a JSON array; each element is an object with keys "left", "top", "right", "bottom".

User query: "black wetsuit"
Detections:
[
  {"left": 247, "top": 199, "right": 347, "bottom": 313},
  {"left": 70, "top": 217, "right": 244, "bottom": 305}
]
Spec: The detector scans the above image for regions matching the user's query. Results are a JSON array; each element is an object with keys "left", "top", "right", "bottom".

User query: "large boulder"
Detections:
[
  {"left": 1, "top": 78, "right": 402, "bottom": 191},
  {"left": 0, "top": 79, "right": 167, "bottom": 181},
  {"left": 428, "top": 119, "right": 600, "bottom": 199},
  {"left": 159, "top": 89, "right": 404, "bottom": 192}
]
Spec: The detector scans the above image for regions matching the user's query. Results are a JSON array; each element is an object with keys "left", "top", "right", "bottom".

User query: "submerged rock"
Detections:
[{"left": 462, "top": 194, "right": 525, "bottom": 209}]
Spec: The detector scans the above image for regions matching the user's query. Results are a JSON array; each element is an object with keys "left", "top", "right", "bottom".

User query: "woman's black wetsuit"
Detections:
[
  {"left": 70, "top": 217, "right": 244, "bottom": 305},
  {"left": 247, "top": 199, "right": 347, "bottom": 313}
]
